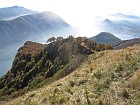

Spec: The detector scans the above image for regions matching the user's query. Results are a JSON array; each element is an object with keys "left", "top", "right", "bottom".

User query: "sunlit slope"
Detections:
[{"left": 2, "top": 45, "right": 140, "bottom": 105}]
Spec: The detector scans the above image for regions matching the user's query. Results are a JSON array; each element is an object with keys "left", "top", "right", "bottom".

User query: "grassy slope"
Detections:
[{"left": 1, "top": 45, "right": 140, "bottom": 105}]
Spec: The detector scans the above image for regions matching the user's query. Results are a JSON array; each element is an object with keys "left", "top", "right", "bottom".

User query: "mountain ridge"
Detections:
[
  {"left": 0, "top": 11, "right": 74, "bottom": 48},
  {"left": 0, "top": 5, "right": 35, "bottom": 20},
  {"left": 114, "top": 38, "right": 140, "bottom": 49},
  {"left": 0, "top": 36, "right": 113, "bottom": 100},
  {"left": 99, "top": 13, "right": 140, "bottom": 39},
  {"left": 1, "top": 43, "right": 140, "bottom": 105},
  {"left": 0, "top": 7, "right": 76, "bottom": 78}
]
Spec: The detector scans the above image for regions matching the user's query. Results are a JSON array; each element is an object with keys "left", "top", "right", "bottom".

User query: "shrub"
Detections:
[
  {"left": 90, "top": 66, "right": 93, "bottom": 71},
  {"left": 69, "top": 81, "right": 75, "bottom": 87},
  {"left": 94, "top": 70, "right": 103, "bottom": 80},
  {"left": 84, "top": 87, "right": 92, "bottom": 105},
  {"left": 121, "top": 89, "right": 130, "bottom": 99},
  {"left": 130, "top": 70, "right": 140, "bottom": 89}
]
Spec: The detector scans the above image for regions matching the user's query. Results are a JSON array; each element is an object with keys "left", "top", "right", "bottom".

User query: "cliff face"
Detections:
[
  {"left": 0, "top": 37, "right": 113, "bottom": 99},
  {"left": 17, "top": 41, "right": 46, "bottom": 54},
  {"left": 0, "top": 41, "right": 46, "bottom": 98}
]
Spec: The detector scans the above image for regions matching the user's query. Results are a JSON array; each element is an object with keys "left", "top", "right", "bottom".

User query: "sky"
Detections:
[{"left": 0, "top": 0, "right": 140, "bottom": 37}]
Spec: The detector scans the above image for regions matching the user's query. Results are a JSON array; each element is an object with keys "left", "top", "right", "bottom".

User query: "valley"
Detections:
[{"left": 0, "top": 3, "right": 140, "bottom": 105}]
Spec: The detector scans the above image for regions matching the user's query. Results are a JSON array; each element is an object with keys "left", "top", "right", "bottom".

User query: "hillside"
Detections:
[
  {"left": 0, "top": 36, "right": 113, "bottom": 101},
  {"left": 0, "top": 6, "right": 35, "bottom": 20},
  {"left": 0, "top": 11, "right": 74, "bottom": 48},
  {"left": 0, "top": 10, "right": 76, "bottom": 77},
  {"left": 1, "top": 44, "right": 140, "bottom": 105},
  {"left": 99, "top": 13, "right": 140, "bottom": 39},
  {"left": 17, "top": 41, "right": 47, "bottom": 55},
  {"left": 114, "top": 38, "right": 140, "bottom": 49},
  {"left": 90, "top": 32, "right": 121, "bottom": 44}
]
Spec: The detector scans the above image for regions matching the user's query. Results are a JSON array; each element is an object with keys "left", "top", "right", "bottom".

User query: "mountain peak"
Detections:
[
  {"left": 90, "top": 32, "right": 121, "bottom": 44},
  {"left": 2, "top": 5, "right": 25, "bottom": 10},
  {"left": 103, "top": 18, "right": 112, "bottom": 24},
  {"left": 0, "top": 5, "right": 34, "bottom": 20},
  {"left": 98, "top": 32, "right": 112, "bottom": 35},
  {"left": 12, "top": 5, "right": 22, "bottom": 8}
]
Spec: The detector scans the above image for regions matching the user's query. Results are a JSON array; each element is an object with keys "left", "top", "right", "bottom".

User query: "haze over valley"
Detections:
[
  {"left": 1, "top": 1, "right": 140, "bottom": 105},
  {"left": 0, "top": 6, "right": 76, "bottom": 76},
  {"left": 1, "top": 4, "right": 140, "bottom": 76}
]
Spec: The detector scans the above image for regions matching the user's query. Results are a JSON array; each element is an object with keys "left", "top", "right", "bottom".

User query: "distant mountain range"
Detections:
[
  {"left": 113, "top": 38, "right": 140, "bottom": 49},
  {"left": 1, "top": 10, "right": 140, "bottom": 105},
  {"left": 99, "top": 13, "right": 140, "bottom": 40},
  {"left": 90, "top": 32, "right": 140, "bottom": 50},
  {"left": 0, "top": 11, "right": 75, "bottom": 48},
  {"left": 0, "top": 6, "right": 76, "bottom": 77},
  {"left": 90, "top": 32, "right": 121, "bottom": 44},
  {"left": 0, "top": 5, "right": 35, "bottom": 20},
  {"left": 0, "top": 6, "right": 76, "bottom": 48},
  {"left": 112, "top": 13, "right": 139, "bottom": 19}
]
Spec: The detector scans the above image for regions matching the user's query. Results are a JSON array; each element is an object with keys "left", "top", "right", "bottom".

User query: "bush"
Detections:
[
  {"left": 130, "top": 70, "right": 140, "bottom": 89},
  {"left": 94, "top": 69, "right": 103, "bottom": 80},
  {"left": 121, "top": 89, "right": 130, "bottom": 99}
]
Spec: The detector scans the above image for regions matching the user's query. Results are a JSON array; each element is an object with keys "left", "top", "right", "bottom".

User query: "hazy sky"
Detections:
[{"left": 0, "top": 0, "right": 140, "bottom": 37}]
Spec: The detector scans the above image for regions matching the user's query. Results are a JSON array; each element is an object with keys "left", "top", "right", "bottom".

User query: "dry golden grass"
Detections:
[
  {"left": 2, "top": 45, "right": 140, "bottom": 105},
  {"left": 130, "top": 70, "right": 140, "bottom": 89}
]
